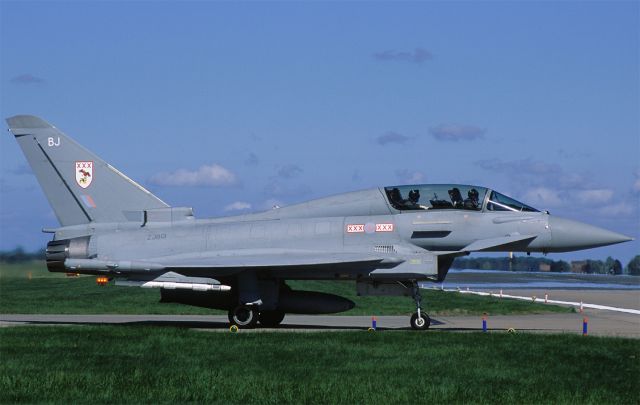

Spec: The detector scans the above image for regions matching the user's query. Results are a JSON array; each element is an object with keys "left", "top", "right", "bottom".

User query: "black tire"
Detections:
[
  {"left": 259, "top": 310, "right": 285, "bottom": 327},
  {"left": 228, "top": 305, "right": 258, "bottom": 328},
  {"left": 410, "top": 312, "right": 431, "bottom": 330}
]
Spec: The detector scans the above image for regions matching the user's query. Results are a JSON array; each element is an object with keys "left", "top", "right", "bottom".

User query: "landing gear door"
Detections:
[
  {"left": 356, "top": 281, "right": 412, "bottom": 297},
  {"left": 368, "top": 252, "right": 438, "bottom": 280}
]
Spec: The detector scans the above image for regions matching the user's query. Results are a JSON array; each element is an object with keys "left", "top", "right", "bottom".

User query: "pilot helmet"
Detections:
[{"left": 408, "top": 189, "right": 420, "bottom": 202}]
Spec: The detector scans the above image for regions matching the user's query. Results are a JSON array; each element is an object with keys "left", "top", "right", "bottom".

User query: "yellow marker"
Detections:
[{"left": 229, "top": 325, "right": 239, "bottom": 333}]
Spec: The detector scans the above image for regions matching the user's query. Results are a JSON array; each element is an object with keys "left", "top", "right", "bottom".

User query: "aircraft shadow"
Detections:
[{"left": 5, "top": 317, "right": 449, "bottom": 331}]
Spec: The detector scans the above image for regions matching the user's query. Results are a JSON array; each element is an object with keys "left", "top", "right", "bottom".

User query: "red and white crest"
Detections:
[{"left": 75, "top": 161, "right": 93, "bottom": 188}]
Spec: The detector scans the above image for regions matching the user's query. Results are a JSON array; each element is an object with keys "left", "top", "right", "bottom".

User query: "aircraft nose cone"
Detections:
[{"left": 548, "top": 216, "right": 633, "bottom": 252}]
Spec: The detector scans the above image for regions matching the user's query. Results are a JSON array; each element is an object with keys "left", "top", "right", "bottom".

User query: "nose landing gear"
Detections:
[{"left": 410, "top": 283, "right": 430, "bottom": 330}]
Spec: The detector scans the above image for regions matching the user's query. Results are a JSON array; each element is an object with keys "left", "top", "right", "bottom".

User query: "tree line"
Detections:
[
  {"left": 0, "top": 247, "right": 45, "bottom": 263},
  {"left": 453, "top": 255, "right": 640, "bottom": 275}
]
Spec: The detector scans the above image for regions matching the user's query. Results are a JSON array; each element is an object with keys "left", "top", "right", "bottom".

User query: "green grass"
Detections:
[
  {"left": 0, "top": 262, "right": 218, "bottom": 315},
  {"left": 0, "top": 262, "right": 572, "bottom": 316},
  {"left": 1, "top": 326, "right": 638, "bottom": 404}
]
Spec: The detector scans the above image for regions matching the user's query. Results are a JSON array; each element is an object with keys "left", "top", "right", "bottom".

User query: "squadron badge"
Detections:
[{"left": 75, "top": 161, "right": 93, "bottom": 188}]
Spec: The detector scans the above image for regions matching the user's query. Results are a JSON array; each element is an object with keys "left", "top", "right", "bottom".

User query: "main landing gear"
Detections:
[
  {"left": 228, "top": 305, "right": 258, "bottom": 328},
  {"left": 258, "top": 310, "right": 285, "bottom": 328},
  {"left": 410, "top": 283, "right": 431, "bottom": 331},
  {"left": 228, "top": 305, "right": 286, "bottom": 329}
]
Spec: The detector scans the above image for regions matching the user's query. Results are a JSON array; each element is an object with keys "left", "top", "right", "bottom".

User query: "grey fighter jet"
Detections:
[{"left": 7, "top": 115, "right": 633, "bottom": 330}]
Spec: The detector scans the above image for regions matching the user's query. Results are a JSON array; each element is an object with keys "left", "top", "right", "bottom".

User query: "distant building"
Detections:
[
  {"left": 538, "top": 263, "right": 551, "bottom": 272},
  {"left": 571, "top": 261, "right": 588, "bottom": 273}
]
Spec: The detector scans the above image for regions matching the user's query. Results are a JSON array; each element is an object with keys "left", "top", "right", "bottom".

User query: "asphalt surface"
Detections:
[
  {"left": 1, "top": 312, "right": 638, "bottom": 337},
  {"left": 1, "top": 284, "right": 638, "bottom": 336},
  {"left": 2, "top": 289, "right": 638, "bottom": 338}
]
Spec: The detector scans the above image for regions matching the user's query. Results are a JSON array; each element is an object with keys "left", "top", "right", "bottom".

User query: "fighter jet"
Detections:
[{"left": 7, "top": 115, "right": 633, "bottom": 330}]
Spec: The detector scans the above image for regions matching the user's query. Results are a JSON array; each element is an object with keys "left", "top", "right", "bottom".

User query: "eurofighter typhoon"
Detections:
[{"left": 7, "top": 116, "right": 633, "bottom": 329}]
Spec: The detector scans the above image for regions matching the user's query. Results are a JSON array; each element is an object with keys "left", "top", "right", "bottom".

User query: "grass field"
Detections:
[
  {"left": 0, "top": 262, "right": 571, "bottom": 316},
  {"left": 1, "top": 325, "right": 638, "bottom": 404}
]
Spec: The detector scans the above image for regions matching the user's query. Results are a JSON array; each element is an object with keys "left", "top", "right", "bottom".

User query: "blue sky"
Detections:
[{"left": 1, "top": 1, "right": 638, "bottom": 264}]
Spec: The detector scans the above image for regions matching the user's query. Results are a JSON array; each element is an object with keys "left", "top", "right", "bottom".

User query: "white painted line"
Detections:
[{"left": 433, "top": 288, "right": 640, "bottom": 315}]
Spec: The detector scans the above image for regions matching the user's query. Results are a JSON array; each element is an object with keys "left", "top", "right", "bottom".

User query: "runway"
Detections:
[
  {"left": 2, "top": 311, "right": 638, "bottom": 338},
  {"left": 495, "top": 289, "right": 639, "bottom": 309},
  {"left": 1, "top": 288, "right": 638, "bottom": 337}
]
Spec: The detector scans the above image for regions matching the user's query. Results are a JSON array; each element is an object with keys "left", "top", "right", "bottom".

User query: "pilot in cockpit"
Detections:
[
  {"left": 408, "top": 189, "right": 420, "bottom": 205},
  {"left": 407, "top": 189, "right": 428, "bottom": 210},
  {"left": 464, "top": 188, "right": 480, "bottom": 210},
  {"left": 388, "top": 187, "right": 428, "bottom": 210},
  {"left": 389, "top": 187, "right": 403, "bottom": 209}
]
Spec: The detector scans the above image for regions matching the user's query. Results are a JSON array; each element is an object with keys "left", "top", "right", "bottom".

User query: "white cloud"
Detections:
[
  {"left": 524, "top": 187, "right": 615, "bottom": 208},
  {"left": 263, "top": 180, "right": 312, "bottom": 198},
  {"left": 522, "top": 187, "right": 564, "bottom": 207},
  {"left": 149, "top": 164, "right": 237, "bottom": 187},
  {"left": 477, "top": 159, "right": 559, "bottom": 177},
  {"left": 575, "top": 189, "right": 613, "bottom": 204},
  {"left": 430, "top": 124, "right": 485, "bottom": 142},
  {"left": 277, "top": 164, "right": 303, "bottom": 179},
  {"left": 597, "top": 202, "right": 634, "bottom": 217},
  {"left": 10, "top": 73, "right": 45, "bottom": 84},
  {"left": 521, "top": 186, "right": 635, "bottom": 218},
  {"left": 224, "top": 201, "right": 252, "bottom": 211},
  {"left": 245, "top": 152, "right": 259, "bottom": 166},
  {"left": 373, "top": 48, "right": 433, "bottom": 64},
  {"left": 376, "top": 131, "right": 413, "bottom": 146},
  {"left": 395, "top": 169, "right": 425, "bottom": 184},
  {"left": 475, "top": 158, "right": 588, "bottom": 189}
]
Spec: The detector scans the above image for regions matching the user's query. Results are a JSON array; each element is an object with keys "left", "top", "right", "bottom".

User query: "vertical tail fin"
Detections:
[{"left": 7, "top": 115, "right": 168, "bottom": 226}]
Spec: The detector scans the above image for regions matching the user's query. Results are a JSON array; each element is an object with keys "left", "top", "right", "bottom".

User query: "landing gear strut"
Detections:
[
  {"left": 410, "top": 282, "right": 430, "bottom": 330},
  {"left": 228, "top": 305, "right": 259, "bottom": 328}
]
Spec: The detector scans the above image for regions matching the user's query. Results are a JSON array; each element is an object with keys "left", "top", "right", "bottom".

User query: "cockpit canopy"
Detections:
[{"left": 384, "top": 184, "right": 538, "bottom": 213}]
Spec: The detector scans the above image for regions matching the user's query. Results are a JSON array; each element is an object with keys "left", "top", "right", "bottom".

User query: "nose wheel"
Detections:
[
  {"left": 410, "top": 312, "right": 431, "bottom": 330},
  {"left": 410, "top": 283, "right": 431, "bottom": 330}
]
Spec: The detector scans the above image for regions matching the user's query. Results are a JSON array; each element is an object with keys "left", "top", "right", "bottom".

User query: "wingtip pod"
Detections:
[{"left": 6, "top": 115, "right": 52, "bottom": 131}]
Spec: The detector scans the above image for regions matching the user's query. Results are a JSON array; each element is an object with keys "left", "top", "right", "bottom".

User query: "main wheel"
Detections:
[
  {"left": 228, "top": 305, "right": 258, "bottom": 328},
  {"left": 259, "top": 310, "right": 285, "bottom": 328},
  {"left": 410, "top": 312, "right": 431, "bottom": 330}
]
